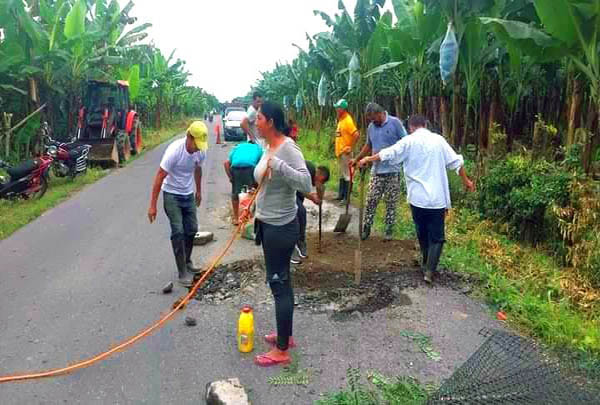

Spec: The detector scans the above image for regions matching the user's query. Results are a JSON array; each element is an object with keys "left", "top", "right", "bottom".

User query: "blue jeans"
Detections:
[{"left": 163, "top": 191, "right": 198, "bottom": 241}]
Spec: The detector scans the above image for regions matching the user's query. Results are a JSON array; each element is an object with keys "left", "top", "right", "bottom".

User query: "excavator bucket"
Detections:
[{"left": 86, "top": 136, "right": 130, "bottom": 167}]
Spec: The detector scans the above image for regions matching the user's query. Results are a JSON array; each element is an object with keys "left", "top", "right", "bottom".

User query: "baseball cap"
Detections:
[
  {"left": 333, "top": 99, "right": 348, "bottom": 110},
  {"left": 187, "top": 121, "right": 208, "bottom": 151}
]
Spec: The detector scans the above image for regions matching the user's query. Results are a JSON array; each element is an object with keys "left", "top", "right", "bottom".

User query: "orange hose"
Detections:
[{"left": 0, "top": 180, "right": 264, "bottom": 384}]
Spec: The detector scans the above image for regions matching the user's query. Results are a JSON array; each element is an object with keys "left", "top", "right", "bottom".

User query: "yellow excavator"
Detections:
[{"left": 76, "top": 80, "right": 142, "bottom": 166}]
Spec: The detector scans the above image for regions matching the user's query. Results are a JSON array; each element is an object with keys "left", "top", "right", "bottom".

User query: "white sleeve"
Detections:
[
  {"left": 247, "top": 107, "right": 256, "bottom": 124},
  {"left": 195, "top": 151, "right": 205, "bottom": 167},
  {"left": 442, "top": 139, "right": 464, "bottom": 173},
  {"left": 159, "top": 150, "right": 173, "bottom": 173},
  {"left": 378, "top": 138, "right": 409, "bottom": 164}
]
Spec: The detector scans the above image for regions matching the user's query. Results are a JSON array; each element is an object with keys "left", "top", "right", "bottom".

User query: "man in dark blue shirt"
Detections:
[{"left": 351, "top": 102, "right": 407, "bottom": 241}]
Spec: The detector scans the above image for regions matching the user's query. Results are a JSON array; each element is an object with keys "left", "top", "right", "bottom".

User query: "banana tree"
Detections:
[
  {"left": 389, "top": 0, "right": 442, "bottom": 115},
  {"left": 531, "top": 0, "right": 600, "bottom": 172}
]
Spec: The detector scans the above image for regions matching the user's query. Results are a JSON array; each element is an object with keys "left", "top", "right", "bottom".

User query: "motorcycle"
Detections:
[
  {"left": 42, "top": 122, "right": 91, "bottom": 178},
  {"left": 0, "top": 155, "right": 53, "bottom": 200}
]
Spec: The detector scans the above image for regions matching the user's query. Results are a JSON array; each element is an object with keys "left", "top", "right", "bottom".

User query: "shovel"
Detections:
[{"left": 333, "top": 163, "right": 354, "bottom": 233}]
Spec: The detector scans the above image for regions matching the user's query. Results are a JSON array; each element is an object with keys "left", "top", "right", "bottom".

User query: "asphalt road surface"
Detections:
[{"left": 0, "top": 118, "right": 502, "bottom": 404}]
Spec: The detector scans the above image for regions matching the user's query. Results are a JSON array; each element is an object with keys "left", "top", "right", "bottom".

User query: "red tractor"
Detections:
[{"left": 76, "top": 80, "right": 142, "bottom": 166}]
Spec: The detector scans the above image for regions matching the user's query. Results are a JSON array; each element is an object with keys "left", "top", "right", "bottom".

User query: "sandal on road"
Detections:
[
  {"left": 264, "top": 333, "right": 296, "bottom": 348},
  {"left": 254, "top": 353, "right": 291, "bottom": 367}
]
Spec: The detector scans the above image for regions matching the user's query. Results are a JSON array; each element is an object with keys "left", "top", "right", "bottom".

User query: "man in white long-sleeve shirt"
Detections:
[{"left": 359, "top": 115, "right": 475, "bottom": 283}]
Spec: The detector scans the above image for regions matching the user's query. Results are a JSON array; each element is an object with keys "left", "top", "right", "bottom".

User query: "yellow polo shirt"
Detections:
[{"left": 335, "top": 112, "right": 358, "bottom": 157}]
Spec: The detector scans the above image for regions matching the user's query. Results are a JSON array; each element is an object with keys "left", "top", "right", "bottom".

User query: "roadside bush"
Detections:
[
  {"left": 553, "top": 178, "right": 600, "bottom": 286},
  {"left": 478, "top": 155, "right": 572, "bottom": 243}
]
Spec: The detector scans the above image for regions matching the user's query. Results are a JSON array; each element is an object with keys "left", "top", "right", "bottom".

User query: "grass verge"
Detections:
[
  {"left": 316, "top": 367, "right": 435, "bottom": 405},
  {"left": 298, "top": 128, "right": 600, "bottom": 380},
  {"left": 0, "top": 121, "right": 187, "bottom": 240}
]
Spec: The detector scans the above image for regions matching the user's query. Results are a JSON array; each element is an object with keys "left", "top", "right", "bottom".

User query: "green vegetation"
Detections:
[
  {"left": 0, "top": 1, "right": 219, "bottom": 164},
  {"left": 260, "top": 0, "right": 600, "bottom": 365},
  {"left": 0, "top": 121, "right": 186, "bottom": 240},
  {"left": 316, "top": 367, "right": 434, "bottom": 405}
]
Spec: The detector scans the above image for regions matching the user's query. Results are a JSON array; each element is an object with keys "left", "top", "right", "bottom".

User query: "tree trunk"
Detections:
[
  {"left": 479, "top": 97, "right": 489, "bottom": 152},
  {"left": 452, "top": 75, "right": 460, "bottom": 148},
  {"left": 3, "top": 113, "right": 13, "bottom": 159},
  {"left": 440, "top": 95, "right": 450, "bottom": 140},
  {"left": 567, "top": 79, "right": 582, "bottom": 146},
  {"left": 432, "top": 97, "right": 440, "bottom": 132},
  {"left": 394, "top": 96, "right": 402, "bottom": 119}
]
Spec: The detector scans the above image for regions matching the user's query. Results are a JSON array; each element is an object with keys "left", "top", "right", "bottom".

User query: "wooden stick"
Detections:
[
  {"left": 355, "top": 168, "right": 367, "bottom": 285},
  {"left": 8, "top": 103, "right": 47, "bottom": 134}
]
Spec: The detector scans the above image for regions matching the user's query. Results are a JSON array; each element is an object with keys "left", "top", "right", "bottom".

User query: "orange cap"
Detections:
[{"left": 241, "top": 305, "right": 253, "bottom": 313}]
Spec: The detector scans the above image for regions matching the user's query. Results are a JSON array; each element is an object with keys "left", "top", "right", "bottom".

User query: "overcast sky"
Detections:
[{"left": 131, "top": 0, "right": 393, "bottom": 102}]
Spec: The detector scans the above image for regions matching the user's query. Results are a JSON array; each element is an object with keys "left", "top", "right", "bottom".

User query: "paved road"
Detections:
[{"left": 0, "top": 118, "right": 502, "bottom": 404}]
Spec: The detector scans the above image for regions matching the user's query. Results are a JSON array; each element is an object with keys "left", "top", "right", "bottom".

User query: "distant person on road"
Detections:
[
  {"left": 246, "top": 101, "right": 311, "bottom": 367},
  {"left": 350, "top": 102, "right": 408, "bottom": 241},
  {"left": 333, "top": 99, "right": 360, "bottom": 204},
  {"left": 223, "top": 141, "right": 263, "bottom": 225},
  {"left": 288, "top": 118, "right": 299, "bottom": 142},
  {"left": 358, "top": 115, "right": 475, "bottom": 284},
  {"left": 241, "top": 92, "right": 264, "bottom": 147},
  {"left": 147, "top": 121, "right": 208, "bottom": 287},
  {"left": 291, "top": 161, "right": 330, "bottom": 264}
]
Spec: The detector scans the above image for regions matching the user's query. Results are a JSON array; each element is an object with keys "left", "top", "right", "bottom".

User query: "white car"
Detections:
[{"left": 223, "top": 110, "right": 247, "bottom": 142}]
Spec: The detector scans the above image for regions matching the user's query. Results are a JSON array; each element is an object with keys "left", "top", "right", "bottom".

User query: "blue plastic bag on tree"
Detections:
[
  {"left": 318, "top": 73, "right": 328, "bottom": 107},
  {"left": 439, "top": 22, "right": 459, "bottom": 85},
  {"left": 348, "top": 52, "right": 361, "bottom": 91}
]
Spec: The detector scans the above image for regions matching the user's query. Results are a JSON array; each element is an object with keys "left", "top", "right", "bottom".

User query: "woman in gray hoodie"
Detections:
[{"left": 251, "top": 101, "right": 311, "bottom": 366}]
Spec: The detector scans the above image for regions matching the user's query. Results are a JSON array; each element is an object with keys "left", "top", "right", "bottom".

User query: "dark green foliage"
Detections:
[{"left": 478, "top": 155, "right": 572, "bottom": 242}]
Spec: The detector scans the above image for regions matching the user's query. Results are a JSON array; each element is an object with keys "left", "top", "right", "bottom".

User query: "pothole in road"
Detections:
[{"left": 193, "top": 232, "right": 476, "bottom": 318}]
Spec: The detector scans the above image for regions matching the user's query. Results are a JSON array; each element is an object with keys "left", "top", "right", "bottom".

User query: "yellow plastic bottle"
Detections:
[{"left": 237, "top": 306, "right": 254, "bottom": 353}]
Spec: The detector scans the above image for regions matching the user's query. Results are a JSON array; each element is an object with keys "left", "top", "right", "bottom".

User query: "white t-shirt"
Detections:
[
  {"left": 379, "top": 128, "right": 464, "bottom": 209},
  {"left": 246, "top": 105, "right": 258, "bottom": 142},
  {"left": 246, "top": 104, "right": 267, "bottom": 150},
  {"left": 160, "top": 138, "right": 206, "bottom": 195}
]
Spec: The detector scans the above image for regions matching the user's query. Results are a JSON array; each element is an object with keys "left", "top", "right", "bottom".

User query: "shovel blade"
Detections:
[{"left": 333, "top": 214, "right": 352, "bottom": 233}]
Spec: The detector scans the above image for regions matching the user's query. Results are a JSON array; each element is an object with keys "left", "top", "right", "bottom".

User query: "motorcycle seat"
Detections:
[{"left": 7, "top": 159, "right": 39, "bottom": 180}]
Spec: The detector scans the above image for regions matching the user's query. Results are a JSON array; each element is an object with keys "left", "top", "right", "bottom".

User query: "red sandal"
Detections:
[
  {"left": 254, "top": 353, "right": 291, "bottom": 367},
  {"left": 264, "top": 333, "right": 297, "bottom": 348}
]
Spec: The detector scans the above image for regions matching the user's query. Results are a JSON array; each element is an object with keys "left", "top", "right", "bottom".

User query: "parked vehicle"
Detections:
[
  {"left": 224, "top": 106, "right": 245, "bottom": 117},
  {"left": 42, "top": 123, "right": 91, "bottom": 179},
  {"left": 76, "top": 80, "right": 142, "bottom": 166},
  {"left": 0, "top": 155, "right": 53, "bottom": 200},
  {"left": 223, "top": 110, "right": 247, "bottom": 142}
]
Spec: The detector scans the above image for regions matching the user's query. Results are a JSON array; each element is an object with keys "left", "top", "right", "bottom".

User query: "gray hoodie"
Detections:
[{"left": 254, "top": 138, "right": 312, "bottom": 225}]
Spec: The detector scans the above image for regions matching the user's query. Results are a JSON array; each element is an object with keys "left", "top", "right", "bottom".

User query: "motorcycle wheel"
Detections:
[{"left": 30, "top": 175, "right": 48, "bottom": 200}]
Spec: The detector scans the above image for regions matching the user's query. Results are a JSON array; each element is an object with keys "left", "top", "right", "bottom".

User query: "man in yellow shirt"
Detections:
[{"left": 333, "top": 99, "right": 360, "bottom": 203}]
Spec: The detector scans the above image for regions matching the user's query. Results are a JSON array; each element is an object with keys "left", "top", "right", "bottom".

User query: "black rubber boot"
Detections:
[
  {"left": 424, "top": 242, "right": 444, "bottom": 283},
  {"left": 172, "top": 237, "right": 193, "bottom": 287},
  {"left": 184, "top": 236, "right": 202, "bottom": 274},
  {"left": 335, "top": 179, "right": 344, "bottom": 200}
]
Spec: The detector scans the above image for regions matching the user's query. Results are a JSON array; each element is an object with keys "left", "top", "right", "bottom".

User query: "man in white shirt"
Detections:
[
  {"left": 241, "top": 92, "right": 263, "bottom": 147},
  {"left": 147, "top": 121, "right": 208, "bottom": 287},
  {"left": 359, "top": 115, "right": 475, "bottom": 283}
]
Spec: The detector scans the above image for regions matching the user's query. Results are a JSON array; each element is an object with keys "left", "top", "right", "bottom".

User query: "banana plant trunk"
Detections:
[
  {"left": 452, "top": 74, "right": 461, "bottom": 148},
  {"left": 567, "top": 79, "right": 582, "bottom": 147},
  {"left": 440, "top": 95, "right": 450, "bottom": 139}
]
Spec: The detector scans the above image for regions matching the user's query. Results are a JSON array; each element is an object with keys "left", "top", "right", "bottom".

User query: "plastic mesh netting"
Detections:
[{"left": 428, "top": 329, "right": 596, "bottom": 404}]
